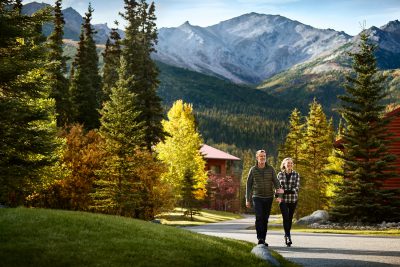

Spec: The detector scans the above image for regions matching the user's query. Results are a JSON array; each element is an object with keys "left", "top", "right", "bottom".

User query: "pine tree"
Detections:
[
  {"left": 296, "top": 99, "right": 333, "bottom": 217},
  {"left": 93, "top": 57, "right": 165, "bottom": 219},
  {"left": 102, "top": 21, "right": 122, "bottom": 101},
  {"left": 0, "top": 1, "right": 61, "bottom": 206},
  {"left": 93, "top": 73, "right": 144, "bottom": 216},
  {"left": 47, "top": 0, "right": 70, "bottom": 127},
  {"left": 156, "top": 100, "right": 208, "bottom": 203},
  {"left": 181, "top": 169, "right": 201, "bottom": 220},
  {"left": 69, "top": 3, "right": 102, "bottom": 130},
  {"left": 120, "top": 0, "right": 166, "bottom": 151},
  {"left": 278, "top": 108, "right": 304, "bottom": 165},
  {"left": 330, "top": 31, "right": 400, "bottom": 223}
]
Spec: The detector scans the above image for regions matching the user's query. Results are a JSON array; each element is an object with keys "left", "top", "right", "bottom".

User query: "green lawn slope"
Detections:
[{"left": 0, "top": 208, "right": 295, "bottom": 267}]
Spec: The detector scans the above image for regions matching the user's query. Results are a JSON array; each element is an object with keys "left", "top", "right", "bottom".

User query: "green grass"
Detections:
[
  {"left": 155, "top": 208, "right": 243, "bottom": 226},
  {"left": 0, "top": 208, "right": 297, "bottom": 267}
]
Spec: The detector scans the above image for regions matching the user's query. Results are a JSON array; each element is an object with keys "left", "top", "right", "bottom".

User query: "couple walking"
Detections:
[{"left": 246, "top": 149, "right": 300, "bottom": 247}]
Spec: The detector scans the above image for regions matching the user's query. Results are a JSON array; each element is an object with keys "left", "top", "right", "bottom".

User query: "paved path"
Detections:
[{"left": 185, "top": 215, "right": 400, "bottom": 266}]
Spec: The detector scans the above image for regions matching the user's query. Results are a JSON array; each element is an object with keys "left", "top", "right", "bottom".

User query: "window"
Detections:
[{"left": 210, "top": 165, "right": 221, "bottom": 174}]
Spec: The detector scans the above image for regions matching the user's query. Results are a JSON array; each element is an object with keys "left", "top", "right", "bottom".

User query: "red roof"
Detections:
[{"left": 200, "top": 144, "right": 240, "bottom": 161}]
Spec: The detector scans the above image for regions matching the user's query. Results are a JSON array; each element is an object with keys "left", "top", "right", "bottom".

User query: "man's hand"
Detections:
[
  {"left": 276, "top": 188, "right": 284, "bottom": 194},
  {"left": 246, "top": 201, "right": 251, "bottom": 208}
]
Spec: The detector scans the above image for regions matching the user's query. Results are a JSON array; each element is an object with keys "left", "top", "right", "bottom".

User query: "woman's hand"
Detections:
[{"left": 276, "top": 188, "right": 284, "bottom": 194}]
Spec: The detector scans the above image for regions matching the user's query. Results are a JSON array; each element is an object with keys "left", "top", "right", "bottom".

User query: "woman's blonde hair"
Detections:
[{"left": 280, "top": 157, "right": 294, "bottom": 171}]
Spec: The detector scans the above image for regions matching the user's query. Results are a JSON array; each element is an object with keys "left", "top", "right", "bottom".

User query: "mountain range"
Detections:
[
  {"left": 22, "top": 2, "right": 400, "bottom": 155},
  {"left": 21, "top": 2, "right": 124, "bottom": 44},
  {"left": 155, "top": 13, "right": 352, "bottom": 84}
]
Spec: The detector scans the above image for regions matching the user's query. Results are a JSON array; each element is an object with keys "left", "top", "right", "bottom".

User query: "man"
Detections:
[{"left": 246, "top": 149, "right": 283, "bottom": 246}]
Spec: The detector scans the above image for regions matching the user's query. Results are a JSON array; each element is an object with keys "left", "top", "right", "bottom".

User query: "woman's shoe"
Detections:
[{"left": 285, "top": 236, "right": 292, "bottom": 247}]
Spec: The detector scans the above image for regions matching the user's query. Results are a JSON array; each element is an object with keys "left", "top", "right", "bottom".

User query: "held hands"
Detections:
[
  {"left": 246, "top": 201, "right": 251, "bottom": 208},
  {"left": 275, "top": 188, "right": 284, "bottom": 203},
  {"left": 276, "top": 188, "right": 284, "bottom": 194}
]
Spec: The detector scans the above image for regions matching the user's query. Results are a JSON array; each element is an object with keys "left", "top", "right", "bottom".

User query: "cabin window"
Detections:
[{"left": 210, "top": 165, "right": 221, "bottom": 174}]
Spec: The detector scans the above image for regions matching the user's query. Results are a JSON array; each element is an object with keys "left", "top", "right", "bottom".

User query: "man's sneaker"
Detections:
[{"left": 258, "top": 239, "right": 265, "bottom": 245}]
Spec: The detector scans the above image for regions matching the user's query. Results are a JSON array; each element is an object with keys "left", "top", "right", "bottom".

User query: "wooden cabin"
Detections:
[
  {"left": 335, "top": 107, "right": 400, "bottom": 189},
  {"left": 383, "top": 107, "right": 400, "bottom": 189},
  {"left": 200, "top": 144, "right": 241, "bottom": 212}
]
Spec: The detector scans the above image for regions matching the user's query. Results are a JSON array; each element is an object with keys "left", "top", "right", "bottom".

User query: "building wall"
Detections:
[
  {"left": 384, "top": 109, "right": 400, "bottom": 189},
  {"left": 204, "top": 159, "right": 240, "bottom": 212}
]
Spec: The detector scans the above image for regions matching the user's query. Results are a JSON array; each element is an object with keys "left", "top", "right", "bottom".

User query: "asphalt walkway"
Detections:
[{"left": 185, "top": 215, "right": 400, "bottom": 266}]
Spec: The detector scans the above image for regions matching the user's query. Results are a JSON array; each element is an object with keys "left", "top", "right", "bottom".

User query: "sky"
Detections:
[{"left": 23, "top": 0, "right": 400, "bottom": 35}]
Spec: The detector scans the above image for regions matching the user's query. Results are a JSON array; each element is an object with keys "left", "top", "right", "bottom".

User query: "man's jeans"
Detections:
[
  {"left": 253, "top": 197, "right": 273, "bottom": 241},
  {"left": 279, "top": 201, "right": 297, "bottom": 237}
]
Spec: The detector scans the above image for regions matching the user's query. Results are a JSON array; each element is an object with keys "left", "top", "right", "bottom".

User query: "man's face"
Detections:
[{"left": 257, "top": 152, "right": 266, "bottom": 164}]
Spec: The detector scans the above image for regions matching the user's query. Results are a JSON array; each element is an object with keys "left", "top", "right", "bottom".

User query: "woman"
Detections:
[{"left": 277, "top": 157, "right": 300, "bottom": 247}]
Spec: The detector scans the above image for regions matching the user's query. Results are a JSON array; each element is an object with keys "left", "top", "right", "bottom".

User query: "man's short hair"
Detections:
[{"left": 256, "top": 149, "right": 266, "bottom": 157}]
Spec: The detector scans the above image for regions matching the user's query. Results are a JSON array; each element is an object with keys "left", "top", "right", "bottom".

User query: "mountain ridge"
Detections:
[{"left": 155, "top": 12, "right": 352, "bottom": 84}]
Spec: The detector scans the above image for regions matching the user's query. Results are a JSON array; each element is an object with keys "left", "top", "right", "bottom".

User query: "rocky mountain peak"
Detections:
[
  {"left": 381, "top": 20, "right": 400, "bottom": 34},
  {"left": 155, "top": 13, "right": 352, "bottom": 84}
]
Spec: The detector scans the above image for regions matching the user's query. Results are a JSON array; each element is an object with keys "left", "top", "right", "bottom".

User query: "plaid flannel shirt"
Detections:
[{"left": 277, "top": 170, "right": 300, "bottom": 203}]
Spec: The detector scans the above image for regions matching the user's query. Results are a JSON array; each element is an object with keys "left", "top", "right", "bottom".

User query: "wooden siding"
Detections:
[{"left": 383, "top": 108, "right": 400, "bottom": 189}]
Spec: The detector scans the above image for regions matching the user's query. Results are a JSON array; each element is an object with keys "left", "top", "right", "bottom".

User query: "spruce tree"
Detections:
[
  {"left": 69, "top": 3, "right": 102, "bottom": 130},
  {"left": 93, "top": 57, "right": 164, "bottom": 219},
  {"left": 278, "top": 108, "right": 304, "bottom": 165},
  {"left": 296, "top": 99, "right": 333, "bottom": 217},
  {"left": 102, "top": 21, "right": 121, "bottom": 101},
  {"left": 93, "top": 65, "right": 144, "bottom": 216},
  {"left": 330, "top": 32, "right": 400, "bottom": 223},
  {"left": 120, "top": 0, "right": 165, "bottom": 151},
  {"left": 0, "top": 1, "right": 61, "bottom": 206},
  {"left": 47, "top": 0, "right": 70, "bottom": 127}
]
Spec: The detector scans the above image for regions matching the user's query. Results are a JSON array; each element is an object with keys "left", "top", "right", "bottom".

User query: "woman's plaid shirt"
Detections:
[{"left": 277, "top": 170, "right": 300, "bottom": 203}]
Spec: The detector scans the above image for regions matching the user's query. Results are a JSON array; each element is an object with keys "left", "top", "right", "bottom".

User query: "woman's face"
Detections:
[{"left": 285, "top": 160, "right": 293, "bottom": 170}]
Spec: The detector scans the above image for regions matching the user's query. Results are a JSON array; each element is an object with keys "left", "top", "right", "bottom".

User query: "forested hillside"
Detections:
[
  {"left": 157, "top": 61, "right": 292, "bottom": 155},
  {"left": 63, "top": 43, "right": 293, "bottom": 157}
]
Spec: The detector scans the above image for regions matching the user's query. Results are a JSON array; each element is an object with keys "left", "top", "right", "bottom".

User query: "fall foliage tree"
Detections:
[{"left": 156, "top": 100, "right": 208, "bottom": 204}]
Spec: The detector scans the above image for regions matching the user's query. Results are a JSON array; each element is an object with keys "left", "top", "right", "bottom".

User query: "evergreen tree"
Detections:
[
  {"left": 120, "top": 0, "right": 166, "bottom": 151},
  {"left": 69, "top": 3, "right": 102, "bottom": 130},
  {"left": 156, "top": 100, "right": 208, "bottom": 203},
  {"left": 278, "top": 108, "right": 304, "bottom": 165},
  {"left": 181, "top": 169, "right": 201, "bottom": 220},
  {"left": 102, "top": 21, "right": 122, "bottom": 101},
  {"left": 47, "top": 0, "right": 70, "bottom": 127},
  {"left": 330, "top": 32, "right": 400, "bottom": 223},
  {"left": 296, "top": 99, "right": 333, "bottom": 217},
  {"left": 93, "top": 73, "right": 144, "bottom": 216},
  {"left": 93, "top": 58, "right": 166, "bottom": 219},
  {"left": 0, "top": 1, "right": 61, "bottom": 206}
]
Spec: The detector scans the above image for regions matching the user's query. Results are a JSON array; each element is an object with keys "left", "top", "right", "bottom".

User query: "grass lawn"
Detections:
[
  {"left": 155, "top": 208, "right": 243, "bottom": 226},
  {"left": 0, "top": 208, "right": 298, "bottom": 267}
]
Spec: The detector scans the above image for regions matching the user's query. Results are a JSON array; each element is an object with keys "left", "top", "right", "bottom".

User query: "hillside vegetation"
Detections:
[
  {"left": 0, "top": 208, "right": 296, "bottom": 267},
  {"left": 63, "top": 42, "right": 293, "bottom": 156}
]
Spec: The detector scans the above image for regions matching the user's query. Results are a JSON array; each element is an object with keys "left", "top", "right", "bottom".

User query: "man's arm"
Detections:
[{"left": 245, "top": 168, "right": 253, "bottom": 207}]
